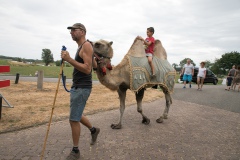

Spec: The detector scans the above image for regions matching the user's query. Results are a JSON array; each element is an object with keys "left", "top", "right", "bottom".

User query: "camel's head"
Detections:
[
  {"left": 93, "top": 39, "right": 113, "bottom": 59},
  {"left": 93, "top": 39, "right": 114, "bottom": 76}
]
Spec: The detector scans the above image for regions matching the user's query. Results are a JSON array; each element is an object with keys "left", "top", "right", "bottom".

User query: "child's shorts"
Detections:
[{"left": 146, "top": 53, "right": 153, "bottom": 57}]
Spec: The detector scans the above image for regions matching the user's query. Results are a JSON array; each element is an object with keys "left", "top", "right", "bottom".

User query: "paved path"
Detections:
[
  {"left": 0, "top": 84, "right": 239, "bottom": 160},
  {"left": 0, "top": 75, "right": 98, "bottom": 84},
  {"left": 0, "top": 75, "right": 72, "bottom": 83},
  {"left": 173, "top": 83, "right": 240, "bottom": 113}
]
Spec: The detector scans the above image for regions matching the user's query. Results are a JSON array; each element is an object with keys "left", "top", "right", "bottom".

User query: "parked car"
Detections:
[{"left": 180, "top": 67, "right": 218, "bottom": 85}]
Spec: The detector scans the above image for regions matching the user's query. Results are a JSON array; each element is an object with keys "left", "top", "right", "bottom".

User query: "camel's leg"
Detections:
[
  {"left": 233, "top": 83, "right": 236, "bottom": 91},
  {"left": 156, "top": 87, "right": 172, "bottom": 123},
  {"left": 136, "top": 88, "right": 150, "bottom": 125},
  {"left": 111, "top": 87, "right": 127, "bottom": 129}
]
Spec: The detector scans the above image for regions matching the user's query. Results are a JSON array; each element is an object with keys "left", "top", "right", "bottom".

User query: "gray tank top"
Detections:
[{"left": 229, "top": 69, "right": 236, "bottom": 77}]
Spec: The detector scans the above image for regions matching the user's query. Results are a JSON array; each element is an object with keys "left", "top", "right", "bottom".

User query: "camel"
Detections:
[{"left": 93, "top": 37, "right": 175, "bottom": 129}]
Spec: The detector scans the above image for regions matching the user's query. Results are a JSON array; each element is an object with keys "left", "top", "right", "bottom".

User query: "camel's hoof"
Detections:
[
  {"left": 142, "top": 117, "right": 150, "bottom": 125},
  {"left": 111, "top": 124, "right": 122, "bottom": 129},
  {"left": 156, "top": 117, "right": 163, "bottom": 123}
]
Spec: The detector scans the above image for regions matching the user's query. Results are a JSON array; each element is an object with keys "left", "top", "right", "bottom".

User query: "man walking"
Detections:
[
  {"left": 225, "top": 65, "right": 236, "bottom": 90},
  {"left": 61, "top": 23, "right": 100, "bottom": 160},
  {"left": 181, "top": 59, "right": 194, "bottom": 88}
]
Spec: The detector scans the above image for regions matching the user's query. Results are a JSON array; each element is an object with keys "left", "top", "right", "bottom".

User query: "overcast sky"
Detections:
[{"left": 0, "top": 0, "right": 240, "bottom": 67}]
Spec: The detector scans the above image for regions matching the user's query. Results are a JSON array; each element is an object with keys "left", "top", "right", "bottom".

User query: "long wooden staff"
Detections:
[
  {"left": 40, "top": 61, "right": 64, "bottom": 160},
  {"left": 40, "top": 47, "right": 67, "bottom": 160}
]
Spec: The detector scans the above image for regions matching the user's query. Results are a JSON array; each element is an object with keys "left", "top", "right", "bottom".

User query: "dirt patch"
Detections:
[{"left": 0, "top": 81, "right": 164, "bottom": 133}]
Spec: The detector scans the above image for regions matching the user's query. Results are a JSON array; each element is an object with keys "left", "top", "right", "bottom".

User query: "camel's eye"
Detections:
[{"left": 95, "top": 42, "right": 101, "bottom": 48}]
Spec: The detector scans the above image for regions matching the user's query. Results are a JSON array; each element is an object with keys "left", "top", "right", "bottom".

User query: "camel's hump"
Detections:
[
  {"left": 154, "top": 40, "right": 167, "bottom": 60},
  {"left": 127, "top": 39, "right": 167, "bottom": 60}
]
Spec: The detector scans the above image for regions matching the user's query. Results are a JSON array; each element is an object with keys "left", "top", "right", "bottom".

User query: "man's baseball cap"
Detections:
[
  {"left": 67, "top": 23, "right": 86, "bottom": 32},
  {"left": 147, "top": 27, "right": 154, "bottom": 33}
]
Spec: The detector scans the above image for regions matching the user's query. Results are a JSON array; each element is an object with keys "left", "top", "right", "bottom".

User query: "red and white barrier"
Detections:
[{"left": 0, "top": 66, "right": 10, "bottom": 88}]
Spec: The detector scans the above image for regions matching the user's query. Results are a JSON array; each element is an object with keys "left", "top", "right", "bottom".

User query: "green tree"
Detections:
[
  {"left": 172, "top": 63, "right": 178, "bottom": 69},
  {"left": 55, "top": 60, "right": 61, "bottom": 66},
  {"left": 211, "top": 51, "right": 240, "bottom": 75},
  {"left": 211, "top": 58, "right": 223, "bottom": 75},
  {"left": 42, "top": 49, "right": 54, "bottom": 66},
  {"left": 179, "top": 58, "right": 196, "bottom": 67},
  {"left": 17, "top": 57, "right": 22, "bottom": 62}
]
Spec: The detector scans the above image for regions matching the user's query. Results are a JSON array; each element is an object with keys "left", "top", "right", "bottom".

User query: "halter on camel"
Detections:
[{"left": 94, "top": 52, "right": 113, "bottom": 76}]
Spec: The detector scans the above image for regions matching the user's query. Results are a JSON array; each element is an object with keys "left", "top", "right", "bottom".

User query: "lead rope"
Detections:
[{"left": 61, "top": 46, "right": 70, "bottom": 92}]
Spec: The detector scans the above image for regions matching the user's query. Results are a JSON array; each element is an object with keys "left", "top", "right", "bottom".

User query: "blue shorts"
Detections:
[
  {"left": 183, "top": 74, "right": 192, "bottom": 82},
  {"left": 69, "top": 87, "right": 91, "bottom": 121}
]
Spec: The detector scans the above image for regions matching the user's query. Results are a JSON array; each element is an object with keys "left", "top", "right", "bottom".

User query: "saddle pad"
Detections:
[{"left": 127, "top": 55, "right": 176, "bottom": 93}]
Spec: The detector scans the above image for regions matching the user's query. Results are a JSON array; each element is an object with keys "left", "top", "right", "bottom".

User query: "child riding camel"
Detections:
[{"left": 137, "top": 27, "right": 155, "bottom": 77}]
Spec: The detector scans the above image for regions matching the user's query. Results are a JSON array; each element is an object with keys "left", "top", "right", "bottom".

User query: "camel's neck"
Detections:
[
  {"left": 96, "top": 68, "right": 122, "bottom": 91},
  {"left": 96, "top": 57, "right": 129, "bottom": 91}
]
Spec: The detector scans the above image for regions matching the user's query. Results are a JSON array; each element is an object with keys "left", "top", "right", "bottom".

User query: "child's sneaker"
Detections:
[
  {"left": 189, "top": 84, "right": 192, "bottom": 88},
  {"left": 183, "top": 86, "right": 186, "bottom": 89}
]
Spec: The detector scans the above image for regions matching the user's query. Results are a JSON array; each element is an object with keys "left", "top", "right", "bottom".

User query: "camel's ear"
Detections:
[{"left": 109, "top": 41, "right": 113, "bottom": 46}]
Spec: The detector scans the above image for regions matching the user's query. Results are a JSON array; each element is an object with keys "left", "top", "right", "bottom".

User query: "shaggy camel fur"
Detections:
[{"left": 93, "top": 38, "right": 174, "bottom": 129}]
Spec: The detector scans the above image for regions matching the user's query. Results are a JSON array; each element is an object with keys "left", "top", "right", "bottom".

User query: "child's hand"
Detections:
[{"left": 143, "top": 45, "right": 148, "bottom": 49}]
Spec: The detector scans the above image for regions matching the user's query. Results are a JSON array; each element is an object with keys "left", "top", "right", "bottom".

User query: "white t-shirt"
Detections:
[
  {"left": 184, "top": 63, "right": 194, "bottom": 75},
  {"left": 197, "top": 67, "right": 206, "bottom": 77}
]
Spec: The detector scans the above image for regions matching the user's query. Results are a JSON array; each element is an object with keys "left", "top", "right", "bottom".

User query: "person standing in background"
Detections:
[
  {"left": 225, "top": 65, "right": 236, "bottom": 91},
  {"left": 197, "top": 62, "right": 206, "bottom": 91},
  {"left": 181, "top": 59, "right": 194, "bottom": 88},
  {"left": 232, "top": 65, "right": 240, "bottom": 91}
]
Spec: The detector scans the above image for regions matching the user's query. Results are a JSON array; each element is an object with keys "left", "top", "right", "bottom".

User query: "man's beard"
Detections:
[{"left": 72, "top": 36, "right": 78, "bottom": 41}]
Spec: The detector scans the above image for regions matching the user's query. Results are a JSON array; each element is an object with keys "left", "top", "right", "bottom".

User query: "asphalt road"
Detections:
[
  {"left": 172, "top": 83, "right": 240, "bottom": 113},
  {"left": 0, "top": 75, "right": 73, "bottom": 83}
]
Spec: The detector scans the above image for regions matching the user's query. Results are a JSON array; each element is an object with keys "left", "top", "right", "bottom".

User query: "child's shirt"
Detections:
[
  {"left": 145, "top": 37, "right": 155, "bottom": 54},
  {"left": 197, "top": 67, "right": 206, "bottom": 77}
]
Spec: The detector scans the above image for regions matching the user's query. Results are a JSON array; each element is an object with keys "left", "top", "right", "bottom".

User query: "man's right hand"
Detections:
[{"left": 61, "top": 51, "right": 71, "bottom": 62}]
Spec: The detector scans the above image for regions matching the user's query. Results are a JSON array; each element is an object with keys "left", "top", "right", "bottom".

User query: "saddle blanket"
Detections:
[{"left": 127, "top": 55, "right": 176, "bottom": 93}]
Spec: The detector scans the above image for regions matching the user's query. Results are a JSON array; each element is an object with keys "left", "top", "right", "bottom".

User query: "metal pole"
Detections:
[
  {"left": 40, "top": 62, "right": 64, "bottom": 160},
  {"left": 0, "top": 95, "right": 2, "bottom": 119},
  {"left": 0, "top": 94, "right": 14, "bottom": 108},
  {"left": 15, "top": 73, "right": 20, "bottom": 84}
]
